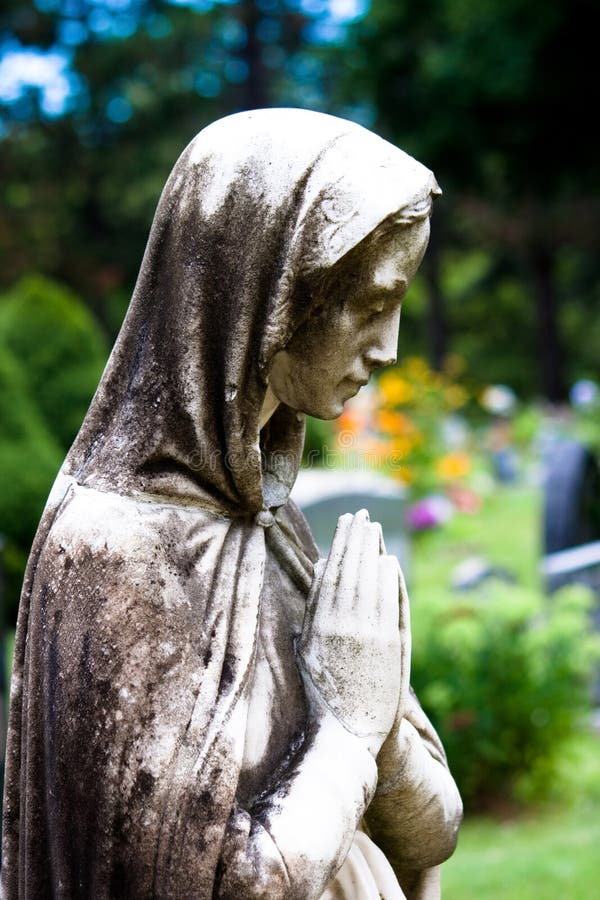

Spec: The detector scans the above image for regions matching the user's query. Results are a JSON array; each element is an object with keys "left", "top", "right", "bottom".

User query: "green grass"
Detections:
[
  {"left": 443, "top": 729, "right": 600, "bottom": 898},
  {"left": 411, "top": 486, "right": 541, "bottom": 595},
  {"left": 443, "top": 803, "right": 600, "bottom": 899}
]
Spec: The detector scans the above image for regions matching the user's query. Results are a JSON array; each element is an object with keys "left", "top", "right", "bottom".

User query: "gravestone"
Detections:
[
  {"left": 542, "top": 438, "right": 600, "bottom": 700},
  {"left": 543, "top": 438, "right": 600, "bottom": 557},
  {"left": 542, "top": 438, "right": 600, "bottom": 598},
  {"left": 292, "top": 468, "right": 410, "bottom": 575}
]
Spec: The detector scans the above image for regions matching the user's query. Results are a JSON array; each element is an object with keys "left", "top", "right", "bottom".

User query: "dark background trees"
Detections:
[
  {"left": 2, "top": 0, "right": 598, "bottom": 388},
  {"left": 333, "top": 0, "right": 600, "bottom": 401}
]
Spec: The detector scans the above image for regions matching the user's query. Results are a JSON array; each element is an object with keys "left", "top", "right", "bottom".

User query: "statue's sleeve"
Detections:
[
  {"left": 365, "top": 688, "right": 463, "bottom": 896},
  {"left": 215, "top": 716, "right": 379, "bottom": 900}
]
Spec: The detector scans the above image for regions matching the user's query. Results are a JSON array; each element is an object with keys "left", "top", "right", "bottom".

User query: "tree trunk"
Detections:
[
  {"left": 240, "top": 0, "right": 269, "bottom": 110},
  {"left": 423, "top": 224, "right": 447, "bottom": 371},
  {"left": 529, "top": 247, "right": 566, "bottom": 402}
]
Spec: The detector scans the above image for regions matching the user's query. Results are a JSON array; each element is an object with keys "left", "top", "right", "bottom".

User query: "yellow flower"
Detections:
[
  {"left": 444, "top": 385, "right": 468, "bottom": 409},
  {"left": 390, "top": 435, "right": 415, "bottom": 457},
  {"left": 436, "top": 452, "right": 472, "bottom": 481},
  {"left": 394, "top": 464, "right": 415, "bottom": 484},
  {"left": 378, "top": 371, "right": 414, "bottom": 405},
  {"left": 404, "top": 356, "right": 431, "bottom": 380}
]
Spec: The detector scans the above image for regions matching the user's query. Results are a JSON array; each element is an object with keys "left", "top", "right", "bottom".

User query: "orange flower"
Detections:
[
  {"left": 337, "top": 407, "right": 364, "bottom": 434},
  {"left": 436, "top": 452, "right": 472, "bottom": 481},
  {"left": 375, "top": 409, "right": 415, "bottom": 436},
  {"left": 378, "top": 371, "right": 414, "bottom": 405}
]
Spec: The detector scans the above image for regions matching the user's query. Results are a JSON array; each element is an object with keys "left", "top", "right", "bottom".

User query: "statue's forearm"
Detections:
[
  {"left": 217, "top": 713, "right": 378, "bottom": 900},
  {"left": 366, "top": 717, "right": 462, "bottom": 878}
]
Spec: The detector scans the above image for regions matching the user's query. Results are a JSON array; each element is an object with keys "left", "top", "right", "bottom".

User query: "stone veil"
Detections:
[{"left": 1, "top": 110, "right": 459, "bottom": 900}]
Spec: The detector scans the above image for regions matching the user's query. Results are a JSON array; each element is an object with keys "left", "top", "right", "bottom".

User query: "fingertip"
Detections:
[
  {"left": 371, "top": 521, "right": 385, "bottom": 554},
  {"left": 332, "top": 513, "right": 353, "bottom": 544},
  {"left": 336, "top": 512, "right": 353, "bottom": 528}
]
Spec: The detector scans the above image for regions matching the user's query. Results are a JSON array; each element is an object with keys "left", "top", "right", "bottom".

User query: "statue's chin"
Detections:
[
  {"left": 306, "top": 399, "right": 347, "bottom": 421},
  {"left": 293, "top": 384, "right": 359, "bottom": 420}
]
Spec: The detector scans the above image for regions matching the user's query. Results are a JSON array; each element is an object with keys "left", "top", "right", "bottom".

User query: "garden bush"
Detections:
[
  {"left": 0, "top": 275, "right": 108, "bottom": 623},
  {"left": 0, "top": 347, "right": 63, "bottom": 623},
  {"left": 410, "top": 579, "right": 600, "bottom": 811},
  {"left": 0, "top": 275, "right": 108, "bottom": 449},
  {"left": 0, "top": 348, "right": 62, "bottom": 547}
]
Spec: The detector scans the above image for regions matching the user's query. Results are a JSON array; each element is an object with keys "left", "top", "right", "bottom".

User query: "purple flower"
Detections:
[{"left": 406, "top": 495, "right": 454, "bottom": 531}]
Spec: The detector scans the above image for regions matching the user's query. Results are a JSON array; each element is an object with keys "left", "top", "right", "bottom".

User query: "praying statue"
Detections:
[{"left": 2, "top": 109, "right": 462, "bottom": 900}]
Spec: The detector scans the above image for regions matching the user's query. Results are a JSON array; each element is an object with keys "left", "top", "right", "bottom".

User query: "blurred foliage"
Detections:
[
  {"left": 0, "top": 0, "right": 322, "bottom": 323},
  {"left": 302, "top": 414, "right": 335, "bottom": 466},
  {"left": 0, "top": 344, "right": 61, "bottom": 549},
  {"left": 375, "top": 355, "right": 471, "bottom": 494},
  {"left": 0, "top": 343, "right": 62, "bottom": 623},
  {"left": 0, "top": 275, "right": 108, "bottom": 448},
  {"left": 0, "top": 276, "right": 107, "bottom": 622},
  {"left": 1, "top": 0, "right": 599, "bottom": 398},
  {"left": 334, "top": 0, "right": 600, "bottom": 399},
  {"left": 410, "top": 486, "right": 600, "bottom": 811},
  {"left": 411, "top": 581, "right": 600, "bottom": 811},
  {"left": 335, "top": 354, "right": 478, "bottom": 498}
]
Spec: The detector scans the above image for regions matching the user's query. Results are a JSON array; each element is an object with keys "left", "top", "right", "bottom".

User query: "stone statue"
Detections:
[{"left": 2, "top": 109, "right": 462, "bottom": 899}]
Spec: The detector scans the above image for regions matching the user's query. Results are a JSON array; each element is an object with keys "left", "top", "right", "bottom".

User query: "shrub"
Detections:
[
  {"left": 0, "top": 275, "right": 107, "bottom": 450},
  {"left": 0, "top": 347, "right": 62, "bottom": 548},
  {"left": 0, "top": 346, "right": 63, "bottom": 623},
  {"left": 410, "top": 580, "right": 600, "bottom": 811},
  {"left": 0, "top": 274, "right": 107, "bottom": 623}
]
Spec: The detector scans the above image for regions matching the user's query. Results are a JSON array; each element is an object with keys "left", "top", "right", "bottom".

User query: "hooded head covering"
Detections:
[{"left": 65, "top": 108, "right": 438, "bottom": 515}]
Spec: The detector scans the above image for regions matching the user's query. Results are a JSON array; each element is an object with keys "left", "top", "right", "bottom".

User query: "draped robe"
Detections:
[{"left": 2, "top": 109, "right": 462, "bottom": 899}]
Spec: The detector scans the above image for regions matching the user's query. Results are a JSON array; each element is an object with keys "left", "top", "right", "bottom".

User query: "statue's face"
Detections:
[{"left": 268, "top": 217, "right": 430, "bottom": 420}]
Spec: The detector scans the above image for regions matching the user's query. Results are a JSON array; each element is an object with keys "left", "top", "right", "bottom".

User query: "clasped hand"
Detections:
[{"left": 298, "top": 509, "right": 406, "bottom": 757}]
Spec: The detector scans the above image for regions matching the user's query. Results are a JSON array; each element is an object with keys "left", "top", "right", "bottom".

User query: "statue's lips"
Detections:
[
  {"left": 337, "top": 378, "right": 369, "bottom": 406},
  {"left": 342, "top": 375, "right": 369, "bottom": 388}
]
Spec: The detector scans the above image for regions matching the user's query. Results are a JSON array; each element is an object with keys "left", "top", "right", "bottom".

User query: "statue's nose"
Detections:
[{"left": 364, "top": 308, "right": 401, "bottom": 369}]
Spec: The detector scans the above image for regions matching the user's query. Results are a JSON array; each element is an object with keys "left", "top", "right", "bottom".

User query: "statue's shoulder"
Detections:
[
  {"left": 49, "top": 482, "right": 230, "bottom": 555},
  {"left": 36, "top": 483, "right": 234, "bottom": 622}
]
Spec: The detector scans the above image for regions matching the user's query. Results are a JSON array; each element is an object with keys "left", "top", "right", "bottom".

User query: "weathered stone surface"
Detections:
[{"left": 2, "top": 109, "right": 461, "bottom": 900}]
